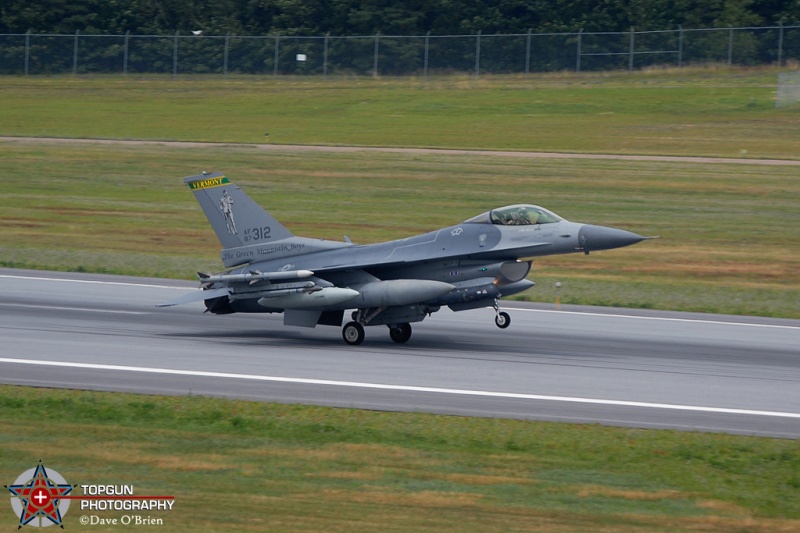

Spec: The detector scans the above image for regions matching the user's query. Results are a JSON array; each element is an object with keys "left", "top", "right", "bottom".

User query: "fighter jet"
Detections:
[{"left": 159, "top": 171, "right": 649, "bottom": 345}]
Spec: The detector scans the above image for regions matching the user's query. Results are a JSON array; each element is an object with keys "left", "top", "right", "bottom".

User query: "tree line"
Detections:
[{"left": 2, "top": 0, "right": 799, "bottom": 37}]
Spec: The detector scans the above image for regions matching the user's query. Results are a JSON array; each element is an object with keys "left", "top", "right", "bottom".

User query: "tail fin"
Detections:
[{"left": 184, "top": 172, "right": 294, "bottom": 250}]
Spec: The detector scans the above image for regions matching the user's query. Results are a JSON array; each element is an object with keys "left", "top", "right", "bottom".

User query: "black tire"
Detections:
[
  {"left": 495, "top": 311, "right": 511, "bottom": 329},
  {"left": 389, "top": 323, "right": 412, "bottom": 344},
  {"left": 342, "top": 321, "right": 365, "bottom": 345}
]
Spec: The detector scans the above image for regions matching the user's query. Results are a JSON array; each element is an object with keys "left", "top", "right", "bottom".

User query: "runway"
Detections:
[{"left": 1, "top": 268, "right": 798, "bottom": 438}]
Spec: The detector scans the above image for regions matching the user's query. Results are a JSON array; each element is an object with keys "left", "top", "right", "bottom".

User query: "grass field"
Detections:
[
  {"left": 1, "top": 68, "right": 798, "bottom": 158},
  {"left": 2, "top": 385, "right": 799, "bottom": 532},
  {"left": 1, "top": 69, "right": 799, "bottom": 531}
]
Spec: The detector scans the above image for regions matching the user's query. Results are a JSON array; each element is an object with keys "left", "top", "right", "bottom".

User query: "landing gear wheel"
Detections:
[
  {"left": 495, "top": 311, "right": 511, "bottom": 329},
  {"left": 389, "top": 323, "right": 412, "bottom": 344},
  {"left": 342, "top": 321, "right": 365, "bottom": 345}
]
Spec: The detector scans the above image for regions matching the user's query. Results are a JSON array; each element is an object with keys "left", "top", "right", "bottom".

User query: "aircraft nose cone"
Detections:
[{"left": 578, "top": 224, "right": 645, "bottom": 254}]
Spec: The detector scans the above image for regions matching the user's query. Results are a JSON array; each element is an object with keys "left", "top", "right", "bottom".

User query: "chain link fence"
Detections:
[{"left": 1, "top": 25, "right": 798, "bottom": 77}]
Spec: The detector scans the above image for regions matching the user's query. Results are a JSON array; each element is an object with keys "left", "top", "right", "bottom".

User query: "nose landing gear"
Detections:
[
  {"left": 389, "top": 323, "right": 412, "bottom": 344},
  {"left": 495, "top": 311, "right": 511, "bottom": 328},
  {"left": 493, "top": 301, "right": 511, "bottom": 329}
]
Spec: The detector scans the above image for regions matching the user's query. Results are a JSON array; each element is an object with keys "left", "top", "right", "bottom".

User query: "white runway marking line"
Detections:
[
  {"left": 0, "top": 274, "right": 194, "bottom": 291},
  {"left": 507, "top": 307, "right": 800, "bottom": 331},
  {"left": 0, "top": 302, "right": 145, "bottom": 315},
  {"left": 2, "top": 357, "right": 799, "bottom": 419}
]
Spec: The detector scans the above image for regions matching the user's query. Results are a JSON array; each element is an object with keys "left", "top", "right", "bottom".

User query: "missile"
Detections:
[
  {"left": 257, "top": 287, "right": 359, "bottom": 310},
  {"left": 227, "top": 281, "right": 317, "bottom": 301},
  {"left": 198, "top": 269, "right": 314, "bottom": 287},
  {"left": 257, "top": 286, "right": 321, "bottom": 298}
]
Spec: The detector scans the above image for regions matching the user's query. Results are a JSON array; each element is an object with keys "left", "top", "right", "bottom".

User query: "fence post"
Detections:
[
  {"left": 576, "top": 29, "right": 583, "bottom": 72},
  {"left": 777, "top": 21, "right": 784, "bottom": 66},
  {"left": 73, "top": 30, "right": 80, "bottom": 75},
  {"left": 474, "top": 30, "right": 481, "bottom": 77},
  {"left": 172, "top": 31, "right": 178, "bottom": 77},
  {"left": 323, "top": 32, "right": 329, "bottom": 78},
  {"left": 525, "top": 28, "right": 532, "bottom": 74},
  {"left": 273, "top": 34, "right": 280, "bottom": 75},
  {"left": 24, "top": 30, "right": 30, "bottom": 76},
  {"left": 223, "top": 33, "right": 230, "bottom": 77},
  {"left": 628, "top": 26, "right": 635, "bottom": 72},
  {"left": 123, "top": 31, "right": 130, "bottom": 75},
  {"left": 423, "top": 31, "right": 430, "bottom": 81},
  {"left": 728, "top": 26, "right": 733, "bottom": 66},
  {"left": 677, "top": 25, "right": 683, "bottom": 67},
  {"left": 373, "top": 32, "right": 380, "bottom": 77}
]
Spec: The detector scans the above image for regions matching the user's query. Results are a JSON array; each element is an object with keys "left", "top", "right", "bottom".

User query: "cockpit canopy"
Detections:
[{"left": 463, "top": 204, "right": 563, "bottom": 226}]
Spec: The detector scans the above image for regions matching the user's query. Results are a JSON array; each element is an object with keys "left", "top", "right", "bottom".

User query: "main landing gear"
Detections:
[
  {"left": 342, "top": 321, "right": 365, "bottom": 345},
  {"left": 343, "top": 308, "right": 416, "bottom": 345},
  {"left": 388, "top": 323, "right": 412, "bottom": 344},
  {"left": 341, "top": 321, "right": 413, "bottom": 345}
]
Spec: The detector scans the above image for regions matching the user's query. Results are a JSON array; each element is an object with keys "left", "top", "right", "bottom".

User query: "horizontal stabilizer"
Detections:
[{"left": 156, "top": 287, "right": 231, "bottom": 307}]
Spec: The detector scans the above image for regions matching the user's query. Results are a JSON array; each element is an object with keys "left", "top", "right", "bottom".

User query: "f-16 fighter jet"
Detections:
[{"left": 159, "top": 172, "right": 649, "bottom": 345}]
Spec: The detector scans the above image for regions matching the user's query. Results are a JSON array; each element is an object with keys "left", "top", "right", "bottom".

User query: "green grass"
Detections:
[
  {"left": 1, "top": 67, "right": 797, "bottom": 159},
  {"left": 2, "top": 385, "right": 799, "bottom": 532}
]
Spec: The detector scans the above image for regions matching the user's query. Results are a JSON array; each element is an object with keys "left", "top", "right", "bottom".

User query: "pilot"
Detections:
[{"left": 517, "top": 207, "right": 531, "bottom": 225}]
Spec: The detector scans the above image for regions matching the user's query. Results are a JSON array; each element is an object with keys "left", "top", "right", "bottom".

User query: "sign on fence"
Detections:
[{"left": 776, "top": 70, "right": 800, "bottom": 108}]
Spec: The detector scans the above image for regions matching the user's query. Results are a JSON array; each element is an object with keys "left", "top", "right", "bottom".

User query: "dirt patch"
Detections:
[{"left": 3, "top": 136, "right": 800, "bottom": 166}]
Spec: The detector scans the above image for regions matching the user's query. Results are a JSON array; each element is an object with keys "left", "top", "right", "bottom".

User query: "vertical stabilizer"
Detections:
[{"left": 184, "top": 172, "right": 294, "bottom": 250}]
